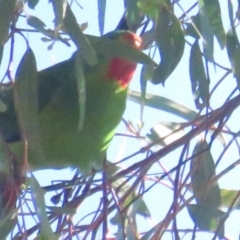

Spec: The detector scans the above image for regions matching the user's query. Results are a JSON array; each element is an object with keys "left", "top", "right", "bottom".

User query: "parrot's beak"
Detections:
[
  {"left": 134, "top": 35, "right": 143, "bottom": 50},
  {"left": 123, "top": 32, "right": 143, "bottom": 50}
]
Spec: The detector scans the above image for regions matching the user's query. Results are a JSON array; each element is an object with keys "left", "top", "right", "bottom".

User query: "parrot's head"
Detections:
[{"left": 105, "top": 31, "right": 142, "bottom": 89}]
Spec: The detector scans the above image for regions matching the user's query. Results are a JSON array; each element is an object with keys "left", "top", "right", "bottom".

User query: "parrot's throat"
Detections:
[{"left": 107, "top": 58, "right": 137, "bottom": 89}]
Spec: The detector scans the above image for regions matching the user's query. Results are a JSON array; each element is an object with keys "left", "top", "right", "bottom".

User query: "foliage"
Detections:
[{"left": 0, "top": 0, "right": 240, "bottom": 239}]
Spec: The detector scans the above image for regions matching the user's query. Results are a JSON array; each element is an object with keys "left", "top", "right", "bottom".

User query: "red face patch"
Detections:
[
  {"left": 106, "top": 32, "right": 142, "bottom": 88},
  {"left": 107, "top": 58, "right": 137, "bottom": 88}
]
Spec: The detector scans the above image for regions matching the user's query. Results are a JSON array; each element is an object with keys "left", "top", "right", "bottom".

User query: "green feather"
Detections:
[{"left": 0, "top": 31, "right": 139, "bottom": 173}]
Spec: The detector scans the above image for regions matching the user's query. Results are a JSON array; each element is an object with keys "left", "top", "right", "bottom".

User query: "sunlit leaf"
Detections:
[
  {"left": 221, "top": 189, "right": 240, "bottom": 209},
  {"left": 128, "top": 90, "right": 198, "bottom": 121}
]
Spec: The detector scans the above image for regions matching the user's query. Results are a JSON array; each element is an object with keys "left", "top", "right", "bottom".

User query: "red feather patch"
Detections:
[
  {"left": 106, "top": 32, "right": 142, "bottom": 89},
  {"left": 107, "top": 58, "right": 137, "bottom": 88}
]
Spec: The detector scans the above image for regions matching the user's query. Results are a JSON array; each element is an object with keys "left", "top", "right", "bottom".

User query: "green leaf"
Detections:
[
  {"left": 187, "top": 203, "right": 225, "bottom": 236},
  {"left": 27, "top": 14, "right": 71, "bottom": 48},
  {"left": 199, "top": 9, "right": 214, "bottom": 61},
  {"left": 27, "top": 15, "right": 46, "bottom": 32},
  {"left": 15, "top": 48, "right": 43, "bottom": 163},
  {"left": 198, "top": 0, "right": 225, "bottom": 49},
  {"left": 0, "top": 0, "right": 16, "bottom": 45},
  {"left": 136, "top": 0, "right": 170, "bottom": 21},
  {"left": 189, "top": 40, "right": 209, "bottom": 109},
  {"left": 185, "top": 14, "right": 201, "bottom": 39},
  {"left": 47, "top": 206, "right": 76, "bottom": 215},
  {"left": 190, "top": 140, "right": 221, "bottom": 207},
  {"left": 221, "top": 189, "right": 240, "bottom": 209},
  {"left": 129, "top": 90, "right": 227, "bottom": 147},
  {"left": 30, "top": 175, "right": 59, "bottom": 240},
  {"left": 0, "top": 45, "right": 3, "bottom": 66},
  {"left": 110, "top": 177, "right": 150, "bottom": 221},
  {"left": 227, "top": 0, "right": 235, "bottom": 33},
  {"left": 64, "top": 4, "right": 98, "bottom": 65},
  {"left": 28, "top": 0, "right": 39, "bottom": 9},
  {"left": 139, "top": 64, "right": 155, "bottom": 120},
  {"left": 74, "top": 53, "right": 85, "bottom": 131},
  {"left": 0, "top": 136, "right": 10, "bottom": 173},
  {"left": 152, "top": 9, "right": 185, "bottom": 84},
  {"left": 50, "top": 0, "right": 67, "bottom": 29},
  {"left": 110, "top": 177, "right": 150, "bottom": 240},
  {"left": 131, "top": 196, "right": 150, "bottom": 218},
  {"left": 147, "top": 122, "right": 184, "bottom": 147},
  {"left": 98, "top": 0, "right": 106, "bottom": 35},
  {"left": 128, "top": 90, "right": 198, "bottom": 121},
  {"left": 226, "top": 31, "right": 240, "bottom": 90},
  {"left": 87, "top": 34, "right": 155, "bottom": 66},
  {"left": 0, "top": 99, "right": 7, "bottom": 113},
  {"left": 0, "top": 207, "right": 17, "bottom": 239},
  {"left": 125, "top": 0, "right": 144, "bottom": 30}
]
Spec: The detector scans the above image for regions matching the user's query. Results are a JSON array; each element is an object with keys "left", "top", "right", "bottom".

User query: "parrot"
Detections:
[{"left": 0, "top": 30, "right": 142, "bottom": 173}]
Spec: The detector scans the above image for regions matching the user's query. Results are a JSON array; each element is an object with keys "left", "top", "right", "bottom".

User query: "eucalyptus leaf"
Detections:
[
  {"left": 189, "top": 40, "right": 209, "bottom": 109},
  {"left": 30, "top": 175, "right": 59, "bottom": 239},
  {"left": 152, "top": 9, "right": 185, "bottom": 84},
  {"left": 190, "top": 140, "right": 221, "bottom": 207},
  {"left": 198, "top": 0, "right": 225, "bottom": 49},
  {"left": 50, "top": 0, "right": 67, "bottom": 29},
  {"left": 187, "top": 203, "right": 225, "bottom": 237},
  {"left": 226, "top": 31, "right": 240, "bottom": 90},
  {"left": 63, "top": 4, "right": 98, "bottom": 65},
  {"left": 28, "top": 0, "right": 39, "bottom": 9},
  {"left": 15, "top": 48, "right": 43, "bottom": 163},
  {"left": 0, "top": 0, "right": 16, "bottom": 45},
  {"left": 98, "top": 0, "right": 106, "bottom": 35}
]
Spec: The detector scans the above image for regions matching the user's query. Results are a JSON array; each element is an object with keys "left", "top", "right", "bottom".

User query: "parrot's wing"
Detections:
[
  {"left": 0, "top": 54, "right": 76, "bottom": 143},
  {"left": 0, "top": 86, "right": 20, "bottom": 142},
  {"left": 38, "top": 55, "right": 76, "bottom": 112}
]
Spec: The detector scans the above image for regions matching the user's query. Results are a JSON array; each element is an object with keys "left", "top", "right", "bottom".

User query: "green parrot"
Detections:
[{"left": 0, "top": 31, "right": 142, "bottom": 173}]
